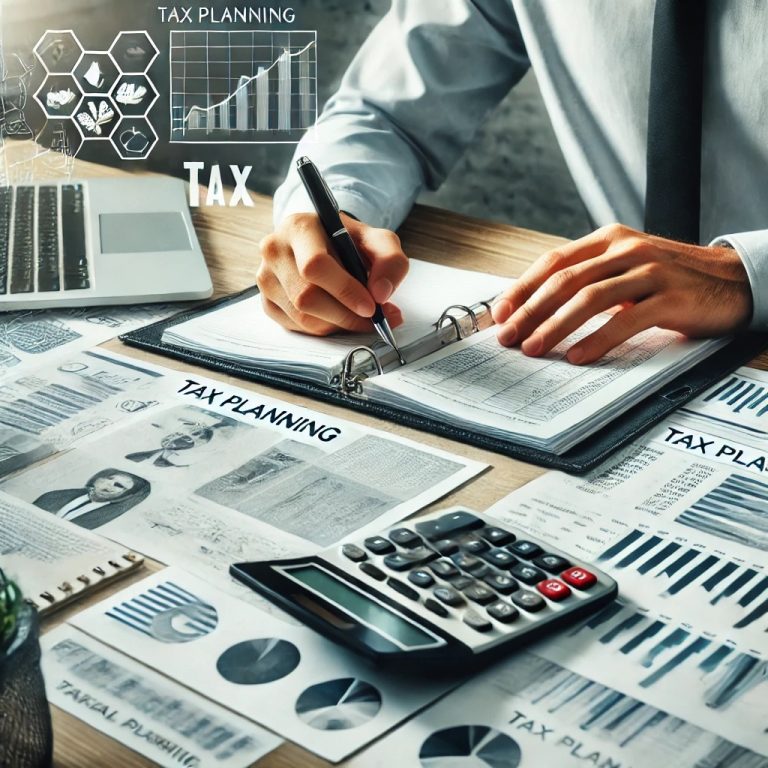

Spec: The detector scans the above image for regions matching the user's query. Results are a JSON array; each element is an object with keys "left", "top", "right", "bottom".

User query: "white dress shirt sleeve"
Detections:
[
  {"left": 710, "top": 231, "right": 768, "bottom": 329},
  {"left": 272, "top": 0, "right": 530, "bottom": 230}
]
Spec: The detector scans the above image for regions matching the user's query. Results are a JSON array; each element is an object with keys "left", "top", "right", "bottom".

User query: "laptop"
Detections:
[{"left": 0, "top": 177, "right": 213, "bottom": 311}]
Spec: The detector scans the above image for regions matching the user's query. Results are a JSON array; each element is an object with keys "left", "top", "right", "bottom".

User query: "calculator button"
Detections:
[
  {"left": 433, "top": 586, "right": 465, "bottom": 607},
  {"left": 408, "top": 569, "right": 435, "bottom": 589},
  {"left": 429, "top": 559, "right": 460, "bottom": 579},
  {"left": 480, "top": 549, "right": 517, "bottom": 569},
  {"left": 389, "top": 528, "right": 423, "bottom": 548},
  {"left": 510, "top": 590, "right": 546, "bottom": 612},
  {"left": 341, "top": 543, "right": 367, "bottom": 562},
  {"left": 480, "top": 526, "right": 515, "bottom": 546},
  {"left": 387, "top": 577, "right": 420, "bottom": 601},
  {"left": 424, "top": 598, "right": 449, "bottom": 618},
  {"left": 463, "top": 583, "right": 497, "bottom": 605},
  {"left": 383, "top": 548, "right": 435, "bottom": 571},
  {"left": 487, "top": 601, "right": 519, "bottom": 624},
  {"left": 434, "top": 539, "right": 460, "bottom": 556},
  {"left": 451, "top": 553, "right": 487, "bottom": 574},
  {"left": 510, "top": 563, "right": 546, "bottom": 585},
  {"left": 536, "top": 579, "right": 572, "bottom": 601},
  {"left": 359, "top": 562, "right": 386, "bottom": 581},
  {"left": 460, "top": 536, "right": 489, "bottom": 554},
  {"left": 449, "top": 575, "right": 475, "bottom": 591},
  {"left": 463, "top": 609, "right": 492, "bottom": 632},
  {"left": 507, "top": 540, "right": 543, "bottom": 559},
  {"left": 415, "top": 510, "right": 484, "bottom": 541},
  {"left": 483, "top": 573, "right": 518, "bottom": 594},
  {"left": 533, "top": 553, "right": 571, "bottom": 572},
  {"left": 561, "top": 567, "right": 597, "bottom": 589},
  {"left": 364, "top": 536, "right": 395, "bottom": 555}
]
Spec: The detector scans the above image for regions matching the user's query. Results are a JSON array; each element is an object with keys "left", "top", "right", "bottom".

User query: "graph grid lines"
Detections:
[{"left": 170, "top": 30, "right": 317, "bottom": 143}]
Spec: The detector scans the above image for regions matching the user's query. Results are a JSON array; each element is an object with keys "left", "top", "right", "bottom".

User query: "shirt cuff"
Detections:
[{"left": 710, "top": 230, "right": 768, "bottom": 330}]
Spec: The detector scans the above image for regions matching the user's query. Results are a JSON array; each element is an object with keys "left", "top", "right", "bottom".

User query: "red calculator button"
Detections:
[
  {"left": 536, "top": 579, "right": 571, "bottom": 601},
  {"left": 561, "top": 567, "right": 597, "bottom": 589}
]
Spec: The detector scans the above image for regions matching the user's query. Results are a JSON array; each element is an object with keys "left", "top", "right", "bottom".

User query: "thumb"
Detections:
[{"left": 352, "top": 224, "right": 410, "bottom": 304}]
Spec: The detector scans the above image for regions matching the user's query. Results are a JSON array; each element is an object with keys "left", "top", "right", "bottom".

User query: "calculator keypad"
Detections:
[{"left": 339, "top": 509, "right": 607, "bottom": 648}]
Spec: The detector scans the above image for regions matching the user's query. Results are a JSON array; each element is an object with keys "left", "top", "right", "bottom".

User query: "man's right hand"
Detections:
[{"left": 256, "top": 212, "right": 409, "bottom": 336}]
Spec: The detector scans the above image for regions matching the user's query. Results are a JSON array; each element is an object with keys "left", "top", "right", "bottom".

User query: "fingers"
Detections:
[
  {"left": 566, "top": 297, "right": 664, "bottom": 365},
  {"left": 516, "top": 272, "right": 656, "bottom": 356},
  {"left": 492, "top": 224, "right": 626, "bottom": 323},
  {"left": 287, "top": 219, "right": 375, "bottom": 317},
  {"left": 497, "top": 247, "right": 650, "bottom": 347},
  {"left": 257, "top": 212, "right": 409, "bottom": 336}
]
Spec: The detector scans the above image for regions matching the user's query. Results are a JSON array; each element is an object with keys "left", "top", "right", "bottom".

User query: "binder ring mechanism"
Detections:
[
  {"left": 339, "top": 346, "right": 383, "bottom": 395},
  {"left": 437, "top": 304, "right": 479, "bottom": 342}
]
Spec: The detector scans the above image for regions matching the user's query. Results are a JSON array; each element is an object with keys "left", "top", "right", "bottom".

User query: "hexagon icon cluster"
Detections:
[{"left": 33, "top": 30, "right": 159, "bottom": 161}]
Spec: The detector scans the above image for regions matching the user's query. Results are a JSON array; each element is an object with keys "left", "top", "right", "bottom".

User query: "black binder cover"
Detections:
[{"left": 120, "top": 288, "right": 767, "bottom": 474}]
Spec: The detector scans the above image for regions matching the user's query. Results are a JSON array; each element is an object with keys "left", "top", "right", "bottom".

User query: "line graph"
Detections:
[{"left": 170, "top": 30, "right": 317, "bottom": 143}]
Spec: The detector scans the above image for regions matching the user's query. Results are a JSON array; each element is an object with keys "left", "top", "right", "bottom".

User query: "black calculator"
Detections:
[{"left": 231, "top": 508, "right": 618, "bottom": 668}]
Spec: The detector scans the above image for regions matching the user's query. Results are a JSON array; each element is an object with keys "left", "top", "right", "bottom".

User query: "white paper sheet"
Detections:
[
  {"left": 1, "top": 350, "right": 485, "bottom": 611},
  {"left": 0, "top": 303, "right": 182, "bottom": 383},
  {"left": 0, "top": 348, "right": 171, "bottom": 479},
  {"left": 42, "top": 626, "right": 281, "bottom": 768},
  {"left": 353, "top": 650, "right": 766, "bottom": 768},
  {"left": 483, "top": 366, "right": 768, "bottom": 754},
  {"left": 69, "top": 568, "right": 461, "bottom": 763}
]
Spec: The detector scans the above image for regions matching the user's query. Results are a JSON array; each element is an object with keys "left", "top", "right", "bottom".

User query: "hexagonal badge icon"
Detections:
[
  {"left": 109, "top": 31, "right": 159, "bottom": 74},
  {"left": 73, "top": 52, "right": 119, "bottom": 95},
  {"left": 112, "top": 117, "right": 158, "bottom": 160},
  {"left": 111, "top": 74, "right": 158, "bottom": 117},
  {"left": 34, "top": 73, "right": 82, "bottom": 118},
  {"left": 74, "top": 96, "right": 120, "bottom": 139},
  {"left": 34, "top": 30, "right": 83, "bottom": 73}
]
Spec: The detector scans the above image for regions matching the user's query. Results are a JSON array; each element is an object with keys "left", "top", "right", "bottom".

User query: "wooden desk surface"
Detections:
[{"left": 28, "top": 152, "right": 764, "bottom": 767}]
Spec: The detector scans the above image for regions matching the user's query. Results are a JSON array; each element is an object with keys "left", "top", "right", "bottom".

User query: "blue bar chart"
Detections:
[
  {"left": 596, "top": 529, "right": 768, "bottom": 637},
  {"left": 676, "top": 474, "right": 768, "bottom": 552},
  {"left": 516, "top": 655, "right": 765, "bottom": 767},
  {"left": 538, "top": 599, "right": 768, "bottom": 754},
  {"left": 170, "top": 30, "right": 317, "bottom": 143}
]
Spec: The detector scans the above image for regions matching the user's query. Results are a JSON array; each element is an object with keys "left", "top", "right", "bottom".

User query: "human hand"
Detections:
[
  {"left": 491, "top": 224, "right": 752, "bottom": 364},
  {"left": 256, "top": 212, "right": 408, "bottom": 335}
]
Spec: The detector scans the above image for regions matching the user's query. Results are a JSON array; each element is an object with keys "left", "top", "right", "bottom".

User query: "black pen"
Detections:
[{"left": 296, "top": 156, "right": 405, "bottom": 365}]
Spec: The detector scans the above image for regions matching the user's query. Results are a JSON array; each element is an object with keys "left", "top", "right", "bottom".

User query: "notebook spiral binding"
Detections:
[
  {"left": 35, "top": 552, "right": 142, "bottom": 610},
  {"left": 335, "top": 299, "right": 496, "bottom": 397}
]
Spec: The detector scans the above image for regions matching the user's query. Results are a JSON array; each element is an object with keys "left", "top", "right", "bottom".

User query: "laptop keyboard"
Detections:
[{"left": 0, "top": 183, "right": 90, "bottom": 296}]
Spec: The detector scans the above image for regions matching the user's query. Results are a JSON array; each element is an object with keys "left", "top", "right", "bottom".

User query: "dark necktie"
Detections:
[{"left": 644, "top": 0, "right": 707, "bottom": 244}]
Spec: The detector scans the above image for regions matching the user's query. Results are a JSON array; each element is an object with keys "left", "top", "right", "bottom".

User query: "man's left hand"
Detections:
[{"left": 491, "top": 223, "right": 753, "bottom": 364}]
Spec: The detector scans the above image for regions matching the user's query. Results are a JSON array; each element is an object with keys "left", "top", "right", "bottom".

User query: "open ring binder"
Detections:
[
  {"left": 121, "top": 281, "right": 768, "bottom": 473},
  {"left": 338, "top": 300, "right": 496, "bottom": 397}
]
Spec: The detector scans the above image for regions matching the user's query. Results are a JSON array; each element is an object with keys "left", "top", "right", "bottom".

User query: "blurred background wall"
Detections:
[{"left": 2, "top": 0, "right": 590, "bottom": 239}]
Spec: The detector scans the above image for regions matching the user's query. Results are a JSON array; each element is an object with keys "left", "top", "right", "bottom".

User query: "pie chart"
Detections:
[
  {"left": 419, "top": 725, "right": 522, "bottom": 768},
  {"left": 295, "top": 677, "right": 382, "bottom": 730},
  {"left": 216, "top": 638, "right": 300, "bottom": 685}
]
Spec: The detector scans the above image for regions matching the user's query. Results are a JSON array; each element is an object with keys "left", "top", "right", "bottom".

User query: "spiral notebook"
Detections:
[
  {"left": 0, "top": 493, "right": 144, "bottom": 614},
  {"left": 120, "top": 259, "right": 766, "bottom": 472}
]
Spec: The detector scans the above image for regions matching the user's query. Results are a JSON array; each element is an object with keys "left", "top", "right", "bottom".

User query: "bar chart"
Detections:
[
  {"left": 538, "top": 600, "right": 768, "bottom": 753},
  {"left": 677, "top": 473, "right": 768, "bottom": 552},
  {"left": 513, "top": 654, "right": 765, "bottom": 766},
  {"left": 702, "top": 375, "right": 768, "bottom": 418},
  {"left": 597, "top": 529, "right": 768, "bottom": 636},
  {"left": 170, "top": 30, "right": 317, "bottom": 143}
]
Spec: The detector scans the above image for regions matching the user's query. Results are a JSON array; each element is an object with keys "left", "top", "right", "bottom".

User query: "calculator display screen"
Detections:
[{"left": 287, "top": 565, "right": 436, "bottom": 647}]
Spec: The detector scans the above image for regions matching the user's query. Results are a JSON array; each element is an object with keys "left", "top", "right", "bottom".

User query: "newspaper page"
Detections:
[
  {"left": 1, "top": 349, "right": 485, "bottom": 607},
  {"left": 42, "top": 626, "right": 281, "bottom": 768},
  {"left": 367, "top": 323, "right": 724, "bottom": 452},
  {"left": 353, "top": 650, "right": 765, "bottom": 768},
  {"left": 0, "top": 348, "right": 172, "bottom": 479},
  {"left": 0, "top": 303, "right": 182, "bottom": 383},
  {"left": 484, "top": 366, "right": 768, "bottom": 756},
  {"left": 70, "top": 567, "right": 461, "bottom": 763}
]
